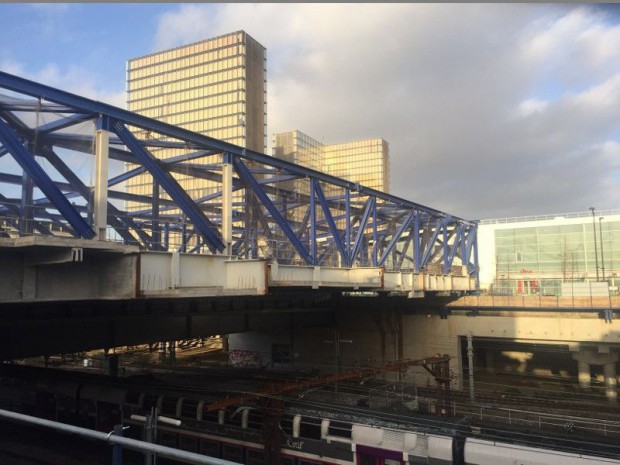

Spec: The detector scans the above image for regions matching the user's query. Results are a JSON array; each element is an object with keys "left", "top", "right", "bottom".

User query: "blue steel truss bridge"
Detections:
[{"left": 0, "top": 71, "right": 479, "bottom": 303}]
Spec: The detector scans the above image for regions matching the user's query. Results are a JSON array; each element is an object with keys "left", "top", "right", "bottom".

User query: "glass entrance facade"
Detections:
[{"left": 479, "top": 212, "right": 620, "bottom": 295}]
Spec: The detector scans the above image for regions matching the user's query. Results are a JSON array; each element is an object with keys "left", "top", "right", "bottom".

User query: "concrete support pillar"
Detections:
[
  {"left": 158, "top": 342, "right": 166, "bottom": 361},
  {"left": 94, "top": 121, "right": 109, "bottom": 240},
  {"left": 104, "top": 354, "right": 119, "bottom": 377},
  {"left": 22, "top": 265, "right": 36, "bottom": 300},
  {"left": 577, "top": 360, "right": 591, "bottom": 390},
  {"left": 604, "top": 362, "right": 617, "bottom": 403},
  {"left": 168, "top": 341, "right": 176, "bottom": 362},
  {"left": 485, "top": 349, "right": 495, "bottom": 375},
  {"left": 221, "top": 154, "right": 233, "bottom": 256},
  {"left": 573, "top": 348, "right": 618, "bottom": 400},
  {"left": 467, "top": 332, "right": 474, "bottom": 402}
]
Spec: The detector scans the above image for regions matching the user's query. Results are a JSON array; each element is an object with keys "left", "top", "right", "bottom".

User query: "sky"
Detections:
[{"left": 0, "top": 3, "right": 619, "bottom": 221}]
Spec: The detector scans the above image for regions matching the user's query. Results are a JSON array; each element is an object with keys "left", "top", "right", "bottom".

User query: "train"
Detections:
[{"left": 0, "top": 364, "right": 618, "bottom": 465}]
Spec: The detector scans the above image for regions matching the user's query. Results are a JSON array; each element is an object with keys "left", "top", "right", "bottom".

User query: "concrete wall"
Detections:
[
  {"left": 249, "top": 308, "right": 459, "bottom": 387},
  {"left": 34, "top": 254, "right": 137, "bottom": 300},
  {"left": 402, "top": 315, "right": 461, "bottom": 388},
  {"left": 0, "top": 251, "right": 25, "bottom": 301},
  {"left": 0, "top": 243, "right": 137, "bottom": 302},
  {"left": 228, "top": 309, "right": 618, "bottom": 392}
]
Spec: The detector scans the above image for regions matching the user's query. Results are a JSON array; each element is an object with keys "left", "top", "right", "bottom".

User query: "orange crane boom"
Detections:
[{"left": 204, "top": 354, "right": 450, "bottom": 412}]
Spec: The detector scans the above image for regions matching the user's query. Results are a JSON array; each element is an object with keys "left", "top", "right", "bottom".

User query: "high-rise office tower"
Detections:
[
  {"left": 273, "top": 130, "right": 390, "bottom": 193},
  {"left": 125, "top": 31, "right": 266, "bottom": 235},
  {"left": 127, "top": 30, "right": 266, "bottom": 150}
]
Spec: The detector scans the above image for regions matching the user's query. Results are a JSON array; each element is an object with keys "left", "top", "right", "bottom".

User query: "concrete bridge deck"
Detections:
[{"left": 0, "top": 236, "right": 476, "bottom": 303}]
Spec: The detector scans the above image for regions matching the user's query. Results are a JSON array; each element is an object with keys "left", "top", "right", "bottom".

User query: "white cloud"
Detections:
[
  {"left": 517, "top": 98, "right": 549, "bottom": 117},
  {"left": 149, "top": 4, "right": 620, "bottom": 219},
  {"left": 1, "top": 62, "right": 126, "bottom": 109}
]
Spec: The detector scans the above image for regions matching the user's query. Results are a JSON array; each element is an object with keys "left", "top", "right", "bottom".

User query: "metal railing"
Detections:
[
  {"left": 450, "top": 294, "right": 619, "bottom": 310},
  {"left": 0, "top": 408, "right": 240, "bottom": 465},
  {"left": 453, "top": 403, "right": 620, "bottom": 440},
  {"left": 479, "top": 209, "right": 620, "bottom": 225}
]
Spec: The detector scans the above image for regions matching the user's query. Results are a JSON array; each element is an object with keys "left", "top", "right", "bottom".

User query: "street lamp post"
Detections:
[
  {"left": 600, "top": 217, "right": 606, "bottom": 281},
  {"left": 590, "top": 207, "right": 600, "bottom": 281}
]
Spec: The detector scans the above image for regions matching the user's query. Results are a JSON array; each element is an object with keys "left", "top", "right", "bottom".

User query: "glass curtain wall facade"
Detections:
[
  {"left": 478, "top": 212, "right": 620, "bottom": 295},
  {"left": 272, "top": 130, "right": 389, "bottom": 192},
  {"left": 126, "top": 31, "right": 267, "bottom": 249},
  {"left": 325, "top": 138, "right": 390, "bottom": 193}
]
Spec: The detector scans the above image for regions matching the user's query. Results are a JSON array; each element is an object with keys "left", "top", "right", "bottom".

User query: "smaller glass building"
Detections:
[
  {"left": 273, "top": 130, "right": 390, "bottom": 193},
  {"left": 478, "top": 211, "right": 620, "bottom": 295}
]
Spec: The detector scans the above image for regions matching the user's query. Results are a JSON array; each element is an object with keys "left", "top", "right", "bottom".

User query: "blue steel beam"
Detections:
[
  {"left": 0, "top": 169, "right": 181, "bottom": 217},
  {"left": 40, "top": 146, "right": 146, "bottom": 246},
  {"left": 0, "top": 72, "right": 478, "bottom": 275},
  {"left": 444, "top": 223, "right": 464, "bottom": 274},
  {"left": 0, "top": 117, "right": 94, "bottom": 238},
  {"left": 442, "top": 216, "right": 452, "bottom": 274},
  {"left": 0, "top": 96, "right": 82, "bottom": 114},
  {"left": 372, "top": 199, "right": 378, "bottom": 266},
  {"left": 314, "top": 180, "right": 348, "bottom": 264},
  {"left": 464, "top": 224, "right": 478, "bottom": 273},
  {"left": 413, "top": 213, "right": 421, "bottom": 272},
  {"left": 37, "top": 133, "right": 436, "bottom": 247},
  {"left": 309, "top": 179, "right": 317, "bottom": 264},
  {"left": 112, "top": 120, "right": 224, "bottom": 254},
  {"left": 36, "top": 113, "right": 96, "bottom": 134},
  {"left": 420, "top": 217, "right": 444, "bottom": 270},
  {"left": 396, "top": 232, "right": 414, "bottom": 270},
  {"left": 345, "top": 189, "right": 351, "bottom": 256},
  {"left": 0, "top": 110, "right": 30, "bottom": 132},
  {"left": 0, "top": 192, "right": 53, "bottom": 236},
  {"left": 233, "top": 156, "right": 313, "bottom": 265},
  {"left": 377, "top": 211, "right": 416, "bottom": 266},
  {"left": 349, "top": 196, "right": 375, "bottom": 267},
  {"left": 0, "top": 71, "right": 474, "bottom": 227}
]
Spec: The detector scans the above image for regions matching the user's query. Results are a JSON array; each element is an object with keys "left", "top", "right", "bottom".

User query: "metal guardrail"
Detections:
[
  {"left": 449, "top": 294, "right": 619, "bottom": 310},
  {"left": 0, "top": 408, "right": 240, "bottom": 465},
  {"left": 479, "top": 209, "right": 620, "bottom": 225},
  {"left": 454, "top": 403, "right": 620, "bottom": 439}
]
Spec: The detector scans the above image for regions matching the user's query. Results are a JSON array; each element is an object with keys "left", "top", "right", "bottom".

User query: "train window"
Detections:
[
  {"left": 246, "top": 449, "right": 265, "bottom": 465},
  {"left": 181, "top": 399, "right": 199, "bottom": 419},
  {"left": 97, "top": 401, "right": 121, "bottom": 433},
  {"left": 222, "top": 444, "right": 243, "bottom": 463},
  {"left": 272, "top": 343, "right": 291, "bottom": 363},
  {"left": 125, "top": 390, "right": 141, "bottom": 406},
  {"left": 247, "top": 409, "right": 263, "bottom": 430},
  {"left": 228, "top": 407, "right": 243, "bottom": 427},
  {"left": 299, "top": 460, "right": 321, "bottom": 465},
  {"left": 142, "top": 393, "right": 159, "bottom": 411},
  {"left": 178, "top": 435, "right": 198, "bottom": 453},
  {"left": 280, "top": 415, "right": 294, "bottom": 436},
  {"left": 160, "top": 397, "right": 178, "bottom": 416},
  {"left": 200, "top": 439, "right": 220, "bottom": 458},
  {"left": 280, "top": 456, "right": 294, "bottom": 465},
  {"left": 202, "top": 409, "right": 219, "bottom": 423},
  {"left": 358, "top": 454, "right": 377, "bottom": 465},
  {"left": 159, "top": 431, "right": 177, "bottom": 448},
  {"left": 299, "top": 417, "right": 322, "bottom": 440},
  {"left": 328, "top": 420, "right": 352, "bottom": 439}
]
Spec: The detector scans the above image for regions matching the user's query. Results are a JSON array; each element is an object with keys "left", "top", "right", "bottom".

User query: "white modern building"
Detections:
[{"left": 478, "top": 210, "right": 620, "bottom": 295}]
